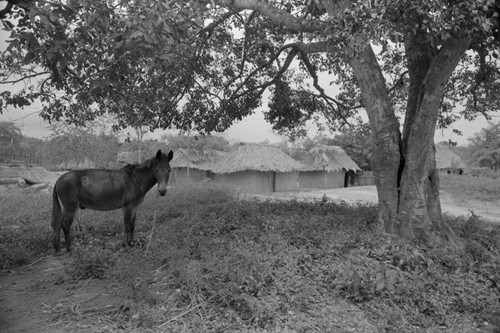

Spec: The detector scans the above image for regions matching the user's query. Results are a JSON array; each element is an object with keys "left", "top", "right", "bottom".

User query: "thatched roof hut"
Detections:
[
  {"left": 212, "top": 144, "right": 303, "bottom": 193},
  {"left": 297, "top": 146, "right": 361, "bottom": 172},
  {"left": 293, "top": 146, "right": 362, "bottom": 189},
  {"left": 171, "top": 148, "right": 227, "bottom": 170},
  {"left": 212, "top": 144, "right": 304, "bottom": 174},
  {"left": 170, "top": 148, "right": 228, "bottom": 184},
  {"left": 435, "top": 143, "right": 466, "bottom": 170}
]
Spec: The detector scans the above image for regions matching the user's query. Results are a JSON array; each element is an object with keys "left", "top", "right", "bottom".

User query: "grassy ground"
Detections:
[{"left": 1, "top": 182, "right": 499, "bottom": 332}]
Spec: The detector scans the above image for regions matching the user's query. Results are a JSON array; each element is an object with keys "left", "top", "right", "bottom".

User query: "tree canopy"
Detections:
[
  {"left": 2, "top": 0, "right": 500, "bottom": 239},
  {"left": 1, "top": 1, "right": 498, "bottom": 132}
]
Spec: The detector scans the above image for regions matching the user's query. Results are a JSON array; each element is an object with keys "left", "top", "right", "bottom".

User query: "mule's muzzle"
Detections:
[{"left": 158, "top": 189, "right": 167, "bottom": 196}]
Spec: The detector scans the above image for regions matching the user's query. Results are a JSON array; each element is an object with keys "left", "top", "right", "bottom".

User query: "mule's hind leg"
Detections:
[
  {"left": 62, "top": 209, "right": 77, "bottom": 252},
  {"left": 122, "top": 204, "right": 138, "bottom": 247},
  {"left": 52, "top": 223, "right": 62, "bottom": 252}
]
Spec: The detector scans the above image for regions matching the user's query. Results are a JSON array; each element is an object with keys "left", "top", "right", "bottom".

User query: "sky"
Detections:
[{"left": 1, "top": 27, "right": 499, "bottom": 146}]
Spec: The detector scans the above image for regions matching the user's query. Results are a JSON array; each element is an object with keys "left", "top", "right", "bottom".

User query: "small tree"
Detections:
[
  {"left": 469, "top": 122, "right": 500, "bottom": 170},
  {"left": 0, "top": 121, "right": 22, "bottom": 147}
]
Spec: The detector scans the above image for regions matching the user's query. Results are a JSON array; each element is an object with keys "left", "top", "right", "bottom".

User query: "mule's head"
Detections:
[{"left": 154, "top": 149, "right": 173, "bottom": 196}]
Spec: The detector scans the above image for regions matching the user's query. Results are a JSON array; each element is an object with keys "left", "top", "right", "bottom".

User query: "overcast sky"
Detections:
[{"left": 1, "top": 28, "right": 498, "bottom": 146}]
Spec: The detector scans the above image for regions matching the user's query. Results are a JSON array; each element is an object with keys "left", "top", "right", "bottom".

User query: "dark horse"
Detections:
[{"left": 52, "top": 149, "right": 173, "bottom": 252}]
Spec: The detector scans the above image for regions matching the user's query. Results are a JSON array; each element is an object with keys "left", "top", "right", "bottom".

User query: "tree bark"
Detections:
[
  {"left": 397, "top": 35, "right": 472, "bottom": 239},
  {"left": 350, "top": 36, "right": 471, "bottom": 239},
  {"left": 348, "top": 45, "right": 402, "bottom": 233}
]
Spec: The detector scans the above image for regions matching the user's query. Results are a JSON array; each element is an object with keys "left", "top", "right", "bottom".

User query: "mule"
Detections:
[{"left": 52, "top": 149, "right": 173, "bottom": 252}]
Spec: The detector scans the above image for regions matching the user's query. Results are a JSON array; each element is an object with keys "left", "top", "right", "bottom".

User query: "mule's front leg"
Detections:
[{"left": 122, "top": 204, "right": 137, "bottom": 247}]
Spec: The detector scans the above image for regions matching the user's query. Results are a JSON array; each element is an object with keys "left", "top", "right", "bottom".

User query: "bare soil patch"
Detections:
[{"left": 0, "top": 256, "right": 120, "bottom": 333}]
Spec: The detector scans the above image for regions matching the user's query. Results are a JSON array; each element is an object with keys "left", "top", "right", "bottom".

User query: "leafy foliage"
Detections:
[
  {"left": 1, "top": 0, "right": 207, "bottom": 130},
  {"left": 2, "top": 0, "right": 497, "bottom": 136}
]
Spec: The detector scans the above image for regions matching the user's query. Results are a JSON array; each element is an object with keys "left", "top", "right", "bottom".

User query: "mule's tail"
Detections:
[
  {"left": 52, "top": 185, "right": 62, "bottom": 250},
  {"left": 52, "top": 186, "right": 61, "bottom": 227}
]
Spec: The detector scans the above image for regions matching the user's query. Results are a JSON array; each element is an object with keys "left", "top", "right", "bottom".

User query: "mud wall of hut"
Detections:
[
  {"left": 214, "top": 171, "right": 273, "bottom": 193},
  {"left": 170, "top": 168, "right": 210, "bottom": 185},
  {"left": 298, "top": 170, "right": 345, "bottom": 189},
  {"left": 275, "top": 172, "right": 299, "bottom": 192},
  {"left": 214, "top": 171, "right": 299, "bottom": 193}
]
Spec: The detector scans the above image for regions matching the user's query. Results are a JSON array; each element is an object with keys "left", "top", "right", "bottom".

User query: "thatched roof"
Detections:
[
  {"left": 170, "top": 148, "right": 228, "bottom": 171},
  {"left": 296, "top": 145, "right": 361, "bottom": 172},
  {"left": 117, "top": 151, "right": 137, "bottom": 164},
  {"left": 212, "top": 144, "right": 304, "bottom": 173},
  {"left": 0, "top": 164, "right": 61, "bottom": 185},
  {"left": 435, "top": 143, "right": 466, "bottom": 169}
]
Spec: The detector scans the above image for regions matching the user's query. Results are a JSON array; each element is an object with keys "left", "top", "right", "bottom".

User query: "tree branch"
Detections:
[
  {"left": 198, "top": 10, "right": 237, "bottom": 38},
  {"left": 299, "top": 51, "right": 355, "bottom": 127},
  {"left": 0, "top": 71, "right": 51, "bottom": 84},
  {"left": 215, "top": 0, "right": 325, "bottom": 33},
  {"left": 228, "top": 44, "right": 299, "bottom": 101},
  {"left": 387, "top": 70, "right": 408, "bottom": 95}
]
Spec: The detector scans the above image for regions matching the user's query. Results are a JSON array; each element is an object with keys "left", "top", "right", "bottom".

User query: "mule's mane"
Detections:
[{"left": 122, "top": 151, "right": 170, "bottom": 171}]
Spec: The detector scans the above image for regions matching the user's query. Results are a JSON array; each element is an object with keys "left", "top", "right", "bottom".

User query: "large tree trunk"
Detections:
[
  {"left": 397, "top": 35, "right": 471, "bottom": 239},
  {"left": 349, "top": 46, "right": 402, "bottom": 233},
  {"left": 350, "top": 36, "right": 470, "bottom": 239}
]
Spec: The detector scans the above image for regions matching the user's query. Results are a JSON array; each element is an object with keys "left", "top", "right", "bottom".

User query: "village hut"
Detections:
[
  {"left": 295, "top": 145, "right": 362, "bottom": 189},
  {"left": 170, "top": 148, "right": 228, "bottom": 184},
  {"left": 57, "top": 156, "right": 96, "bottom": 170},
  {"left": 117, "top": 151, "right": 137, "bottom": 165},
  {"left": 212, "top": 144, "right": 304, "bottom": 193},
  {"left": 435, "top": 143, "right": 466, "bottom": 174}
]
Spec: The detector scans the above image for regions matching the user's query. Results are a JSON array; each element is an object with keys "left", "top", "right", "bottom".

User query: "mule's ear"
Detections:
[
  {"left": 156, "top": 149, "right": 162, "bottom": 160},
  {"left": 167, "top": 150, "right": 173, "bottom": 162}
]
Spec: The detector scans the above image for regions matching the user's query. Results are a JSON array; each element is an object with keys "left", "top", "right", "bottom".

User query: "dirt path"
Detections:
[
  {"left": 0, "top": 256, "right": 119, "bottom": 333},
  {"left": 247, "top": 186, "right": 500, "bottom": 223}
]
